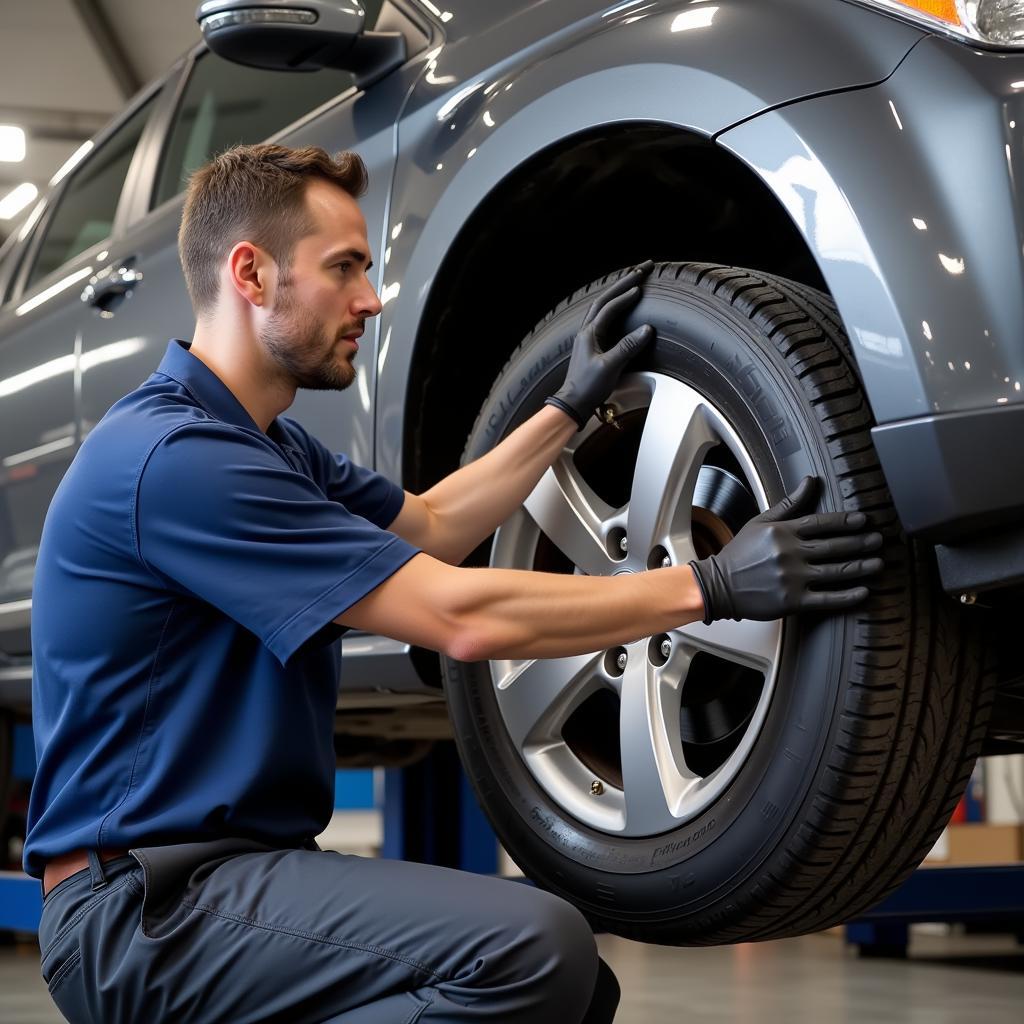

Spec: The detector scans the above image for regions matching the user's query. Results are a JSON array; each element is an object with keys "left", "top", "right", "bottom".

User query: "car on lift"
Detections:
[{"left": 1, "top": 0, "right": 1023, "bottom": 944}]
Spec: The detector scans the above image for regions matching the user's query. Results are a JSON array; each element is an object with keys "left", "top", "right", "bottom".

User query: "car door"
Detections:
[
  {"left": 80, "top": 0, "right": 423, "bottom": 472},
  {"left": 0, "top": 88, "right": 159, "bottom": 660}
]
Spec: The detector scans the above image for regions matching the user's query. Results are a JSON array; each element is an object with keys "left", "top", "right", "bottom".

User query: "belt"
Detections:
[{"left": 43, "top": 848, "right": 130, "bottom": 897}]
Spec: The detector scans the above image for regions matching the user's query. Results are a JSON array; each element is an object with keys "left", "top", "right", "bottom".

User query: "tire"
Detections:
[{"left": 444, "top": 262, "right": 995, "bottom": 945}]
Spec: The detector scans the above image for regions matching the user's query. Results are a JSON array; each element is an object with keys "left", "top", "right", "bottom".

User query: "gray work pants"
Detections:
[{"left": 37, "top": 840, "right": 619, "bottom": 1023}]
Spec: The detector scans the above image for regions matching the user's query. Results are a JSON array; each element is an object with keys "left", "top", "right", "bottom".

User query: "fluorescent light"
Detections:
[
  {"left": 0, "top": 126, "right": 26, "bottom": 162},
  {"left": 0, "top": 182, "right": 38, "bottom": 220},
  {"left": 50, "top": 140, "right": 93, "bottom": 187}
]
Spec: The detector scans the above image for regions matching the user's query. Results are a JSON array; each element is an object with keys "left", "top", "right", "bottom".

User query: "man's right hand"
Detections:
[{"left": 688, "top": 476, "right": 884, "bottom": 624}]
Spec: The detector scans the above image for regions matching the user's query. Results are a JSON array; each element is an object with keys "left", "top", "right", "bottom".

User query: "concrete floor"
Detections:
[{"left": 2, "top": 928, "right": 1022, "bottom": 1023}]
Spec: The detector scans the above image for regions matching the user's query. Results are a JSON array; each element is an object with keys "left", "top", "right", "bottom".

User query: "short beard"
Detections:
[{"left": 258, "top": 274, "right": 356, "bottom": 392}]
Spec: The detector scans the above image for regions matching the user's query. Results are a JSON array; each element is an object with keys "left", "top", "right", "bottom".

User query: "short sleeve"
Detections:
[
  {"left": 136, "top": 422, "right": 420, "bottom": 666},
  {"left": 278, "top": 417, "right": 406, "bottom": 529}
]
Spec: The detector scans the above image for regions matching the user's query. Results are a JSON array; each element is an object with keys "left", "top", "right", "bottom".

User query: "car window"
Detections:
[
  {"left": 25, "top": 98, "right": 155, "bottom": 291},
  {"left": 152, "top": 0, "right": 386, "bottom": 209}
]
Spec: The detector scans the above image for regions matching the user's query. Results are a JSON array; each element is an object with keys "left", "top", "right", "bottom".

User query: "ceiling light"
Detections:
[{"left": 0, "top": 126, "right": 26, "bottom": 163}]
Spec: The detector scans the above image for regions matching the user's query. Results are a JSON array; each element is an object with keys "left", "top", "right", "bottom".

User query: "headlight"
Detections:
[{"left": 850, "top": 1, "right": 1024, "bottom": 46}]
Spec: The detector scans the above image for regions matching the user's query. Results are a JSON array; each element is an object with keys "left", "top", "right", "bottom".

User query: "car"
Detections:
[{"left": 1, "top": 0, "right": 1023, "bottom": 945}]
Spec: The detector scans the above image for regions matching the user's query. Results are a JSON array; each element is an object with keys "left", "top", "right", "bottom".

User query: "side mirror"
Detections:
[{"left": 196, "top": 0, "right": 406, "bottom": 82}]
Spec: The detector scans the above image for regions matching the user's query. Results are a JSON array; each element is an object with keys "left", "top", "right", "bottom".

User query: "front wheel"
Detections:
[{"left": 445, "top": 263, "right": 994, "bottom": 945}]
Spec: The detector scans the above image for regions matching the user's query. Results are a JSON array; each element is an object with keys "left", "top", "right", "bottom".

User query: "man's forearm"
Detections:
[
  {"left": 420, "top": 404, "right": 578, "bottom": 564},
  {"left": 447, "top": 562, "right": 706, "bottom": 662},
  {"left": 339, "top": 552, "right": 705, "bottom": 661}
]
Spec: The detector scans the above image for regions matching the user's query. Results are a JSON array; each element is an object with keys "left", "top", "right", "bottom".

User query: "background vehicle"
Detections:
[{"left": 1, "top": 0, "right": 1022, "bottom": 944}]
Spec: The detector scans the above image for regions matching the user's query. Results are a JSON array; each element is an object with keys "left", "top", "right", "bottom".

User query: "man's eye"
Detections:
[{"left": 337, "top": 262, "right": 352, "bottom": 273}]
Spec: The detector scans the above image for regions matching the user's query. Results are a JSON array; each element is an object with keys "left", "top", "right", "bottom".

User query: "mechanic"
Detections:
[{"left": 25, "top": 143, "right": 884, "bottom": 1024}]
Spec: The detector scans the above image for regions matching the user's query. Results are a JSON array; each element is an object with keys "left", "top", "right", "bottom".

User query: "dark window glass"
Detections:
[
  {"left": 26, "top": 99, "right": 154, "bottom": 290},
  {"left": 153, "top": 0, "right": 384, "bottom": 208}
]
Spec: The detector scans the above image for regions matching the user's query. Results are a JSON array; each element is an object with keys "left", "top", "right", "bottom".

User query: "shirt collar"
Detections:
[{"left": 156, "top": 339, "right": 298, "bottom": 454}]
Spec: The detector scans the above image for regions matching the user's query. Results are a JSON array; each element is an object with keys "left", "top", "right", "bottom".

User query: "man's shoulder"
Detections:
[
  {"left": 38, "top": 379, "right": 222, "bottom": 568},
  {"left": 82, "top": 376, "right": 222, "bottom": 473},
  {"left": 91, "top": 375, "right": 281, "bottom": 475}
]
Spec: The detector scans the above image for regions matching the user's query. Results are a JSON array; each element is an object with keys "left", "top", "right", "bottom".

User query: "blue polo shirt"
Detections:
[{"left": 23, "top": 339, "right": 420, "bottom": 878}]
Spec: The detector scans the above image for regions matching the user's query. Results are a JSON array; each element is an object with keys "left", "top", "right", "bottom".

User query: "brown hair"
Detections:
[{"left": 178, "top": 143, "right": 368, "bottom": 315}]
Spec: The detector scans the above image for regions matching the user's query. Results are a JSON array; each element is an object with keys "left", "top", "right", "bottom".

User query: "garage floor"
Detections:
[{"left": 3, "top": 928, "right": 1022, "bottom": 1023}]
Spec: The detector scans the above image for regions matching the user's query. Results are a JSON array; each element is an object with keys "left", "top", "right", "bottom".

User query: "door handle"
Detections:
[{"left": 80, "top": 262, "right": 144, "bottom": 314}]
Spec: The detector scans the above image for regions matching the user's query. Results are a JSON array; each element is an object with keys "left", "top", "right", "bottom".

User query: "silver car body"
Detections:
[{"left": 1, "top": 0, "right": 1021, "bottom": 714}]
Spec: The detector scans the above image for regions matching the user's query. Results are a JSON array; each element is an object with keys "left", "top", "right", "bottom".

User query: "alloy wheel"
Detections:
[{"left": 489, "top": 371, "right": 784, "bottom": 837}]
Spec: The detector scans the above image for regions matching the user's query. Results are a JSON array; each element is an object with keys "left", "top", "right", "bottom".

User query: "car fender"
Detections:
[
  {"left": 375, "top": 0, "right": 923, "bottom": 482},
  {"left": 717, "top": 34, "right": 1024, "bottom": 537}
]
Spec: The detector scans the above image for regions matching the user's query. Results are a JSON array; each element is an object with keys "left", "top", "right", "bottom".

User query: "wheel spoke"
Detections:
[
  {"left": 618, "top": 645, "right": 700, "bottom": 833},
  {"left": 627, "top": 377, "right": 719, "bottom": 565},
  {"left": 523, "top": 455, "right": 617, "bottom": 576},
  {"left": 493, "top": 651, "right": 604, "bottom": 750},
  {"left": 675, "top": 616, "right": 782, "bottom": 672}
]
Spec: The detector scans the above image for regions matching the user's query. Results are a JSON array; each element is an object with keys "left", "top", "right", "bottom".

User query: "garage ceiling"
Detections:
[{"left": 0, "top": 0, "right": 200, "bottom": 243}]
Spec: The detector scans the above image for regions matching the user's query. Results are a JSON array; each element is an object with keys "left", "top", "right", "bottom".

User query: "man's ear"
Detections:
[{"left": 226, "top": 240, "right": 273, "bottom": 308}]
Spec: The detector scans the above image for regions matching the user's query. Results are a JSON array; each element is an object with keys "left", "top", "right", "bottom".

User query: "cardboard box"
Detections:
[{"left": 946, "top": 824, "right": 1024, "bottom": 865}]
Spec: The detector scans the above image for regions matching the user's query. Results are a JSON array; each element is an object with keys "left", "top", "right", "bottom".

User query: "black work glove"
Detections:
[
  {"left": 545, "top": 261, "right": 656, "bottom": 429},
  {"left": 689, "top": 476, "right": 884, "bottom": 624}
]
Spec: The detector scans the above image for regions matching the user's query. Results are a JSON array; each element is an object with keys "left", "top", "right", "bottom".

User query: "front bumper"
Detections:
[{"left": 872, "top": 402, "right": 1024, "bottom": 540}]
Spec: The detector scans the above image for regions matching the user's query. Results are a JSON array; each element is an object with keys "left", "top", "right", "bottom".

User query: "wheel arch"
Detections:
[{"left": 396, "top": 123, "right": 831, "bottom": 496}]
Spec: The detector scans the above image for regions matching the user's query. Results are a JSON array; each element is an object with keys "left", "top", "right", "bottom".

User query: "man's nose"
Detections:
[{"left": 355, "top": 282, "right": 383, "bottom": 319}]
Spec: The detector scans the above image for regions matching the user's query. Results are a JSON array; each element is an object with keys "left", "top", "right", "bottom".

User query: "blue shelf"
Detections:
[
  {"left": 0, "top": 871, "right": 42, "bottom": 933},
  {"left": 846, "top": 864, "right": 1024, "bottom": 954}
]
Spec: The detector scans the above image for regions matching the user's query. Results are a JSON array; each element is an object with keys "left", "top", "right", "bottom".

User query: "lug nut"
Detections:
[
  {"left": 647, "top": 545, "right": 670, "bottom": 571},
  {"left": 619, "top": 536, "right": 628, "bottom": 553},
  {"left": 960, "top": 592, "right": 977, "bottom": 605},
  {"left": 591, "top": 780, "right": 604, "bottom": 796},
  {"left": 605, "top": 647, "right": 628, "bottom": 676},
  {"left": 649, "top": 633, "right": 672, "bottom": 666}
]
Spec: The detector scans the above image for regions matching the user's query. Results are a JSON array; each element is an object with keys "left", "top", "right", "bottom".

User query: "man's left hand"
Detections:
[{"left": 545, "top": 261, "right": 656, "bottom": 429}]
